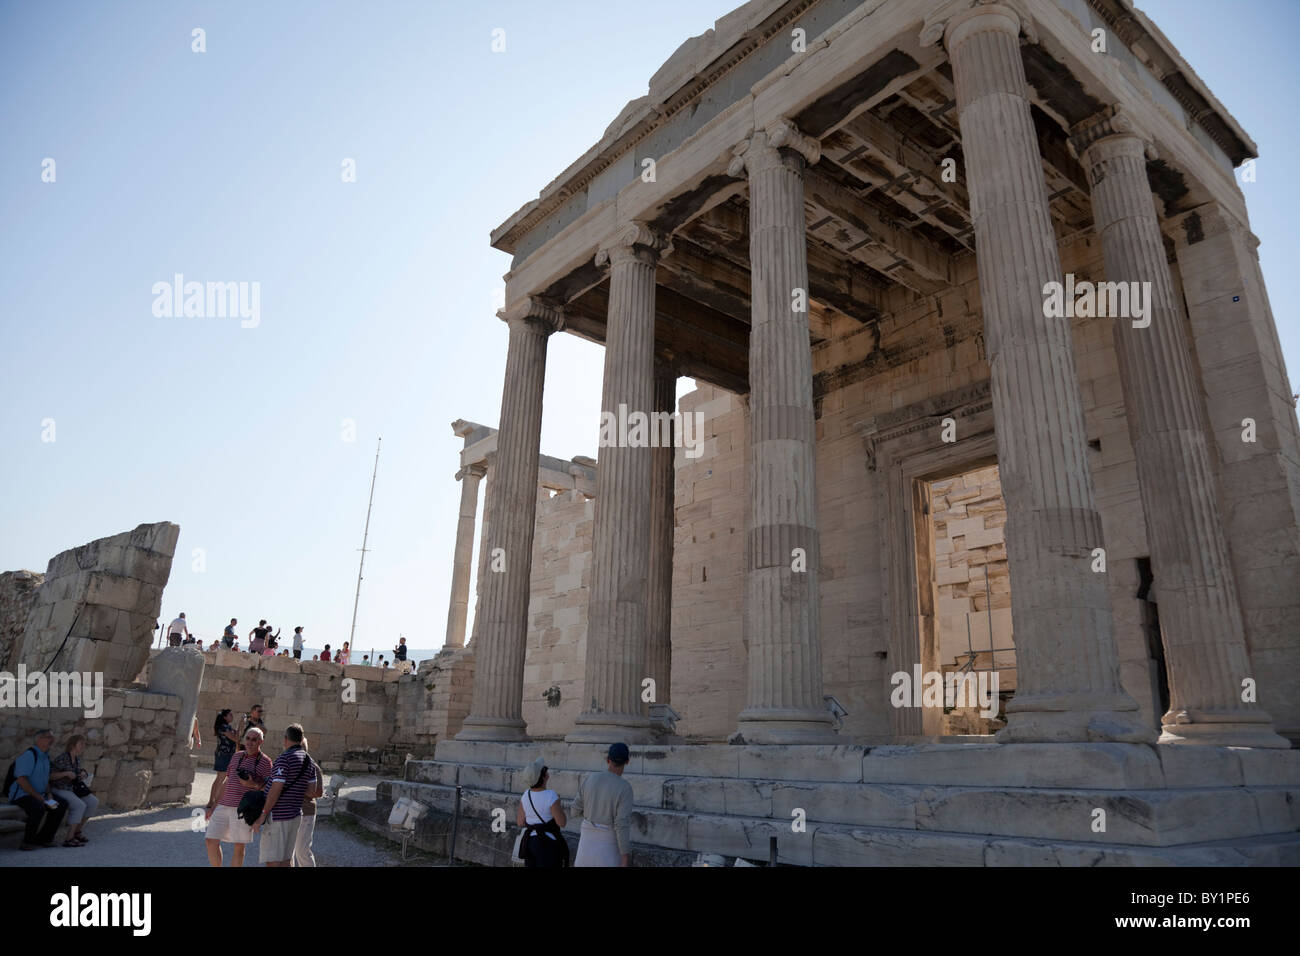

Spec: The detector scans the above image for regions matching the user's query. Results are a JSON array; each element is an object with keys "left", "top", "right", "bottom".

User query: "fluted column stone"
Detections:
[
  {"left": 1072, "top": 111, "right": 1287, "bottom": 747},
  {"left": 457, "top": 298, "right": 561, "bottom": 741},
  {"left": 926, "top": 2, "right": 1151, "bottom": 743},
  {"left": 646, "top": 362, "right": 677, "bottom": 709},
  {"left": 730, "top": 121, "right": 835, "bottom": 743},
  {"left": 568, "top": 224, "right": 665, "bottom": 743},
  {"left": 444, "top": 463, "right": 486, "bottom": 649}
]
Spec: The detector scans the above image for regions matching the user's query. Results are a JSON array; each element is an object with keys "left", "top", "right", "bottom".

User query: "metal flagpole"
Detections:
[{"left": 349, "top": 437, "right": 382, "bottom": 650}]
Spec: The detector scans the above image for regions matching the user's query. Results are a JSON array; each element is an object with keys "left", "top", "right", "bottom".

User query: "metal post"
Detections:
[{"left": 349, "top": 437, "right": 382, "bottom": 649}]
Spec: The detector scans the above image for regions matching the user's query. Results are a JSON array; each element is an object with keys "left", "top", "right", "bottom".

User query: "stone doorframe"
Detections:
[{"left": 856, "top": 380, "right": 996, "bottom": 738}]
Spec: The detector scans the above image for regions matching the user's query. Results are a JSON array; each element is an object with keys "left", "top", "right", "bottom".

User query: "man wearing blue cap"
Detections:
[{"left": 571, "top": 742, "right": 634, "bottom": 867}]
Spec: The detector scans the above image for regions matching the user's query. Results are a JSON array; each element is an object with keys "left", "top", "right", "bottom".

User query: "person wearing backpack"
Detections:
[{"left": 6, "top": 729, "right": 69, "bottom": 851}]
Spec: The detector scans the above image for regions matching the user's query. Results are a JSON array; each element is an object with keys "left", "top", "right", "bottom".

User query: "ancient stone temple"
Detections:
[{"left": 386, "top": 0, "right": 1300, "bottom": 865}]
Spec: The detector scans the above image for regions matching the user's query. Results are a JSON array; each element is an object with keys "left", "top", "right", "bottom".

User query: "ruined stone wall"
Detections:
[
  {"left": 0, "top": 570, "right": 43, "bottom": 672},
  {"left": 10, "top": 522, "right": 178, "bottom": 684},
  {"left": 184, "top": 649, "right": 469, "bottom": 770},
  {"left": 0, "top": 684, "right": 194, "bottom": 809},
  {"left": 394, "top": 645, "right": 474, "bottom": 749},
  {"left": 522, "top": 490, "right": 593, "bottom": 738}
]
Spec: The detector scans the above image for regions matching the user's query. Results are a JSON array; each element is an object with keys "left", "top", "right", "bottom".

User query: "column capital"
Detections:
[
  {"left": 1069, "top": 105, "right": 1157, "bottom": 164},
  {"left": 497, "top": 295, "right": 565, "bottom": 334},
  {"left": 456, "top": 463, "right": 487, "bottom": 482},
  {"left": 727, "top": 119, "right": 820, "bottom": 178},
  {"left": 920, "top": 0, "right": 1035, "bottom": 50},
  {"left": 595, "top": 221, "right": 670, "bottom": 269}
]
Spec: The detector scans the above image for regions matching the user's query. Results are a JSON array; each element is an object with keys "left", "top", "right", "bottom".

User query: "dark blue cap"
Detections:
[{"left": 607, "top": 742, "right": 630, "bottom": 765}]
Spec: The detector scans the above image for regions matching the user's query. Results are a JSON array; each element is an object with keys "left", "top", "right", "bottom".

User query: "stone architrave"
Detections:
[
  {"left": 568, "top": 223, "right": 666, "bottom": 743},
  {"left": 729, "top": 120, "right": 836, "bottom": 744},
  {"left": 646, "top": 361, "right": 676, "bottom": 710},
  {"left": 445, "top": 463, "right": 486, "bottom": 649},
  {"left": 457, "top": 299, "right": 562, "bottom": 741},
  {"left": 923, "top": 2, "right": 1151, "bottom": 743},
  {"left": 1071, "top": 110, "right": 1287, "bottom": 748}
]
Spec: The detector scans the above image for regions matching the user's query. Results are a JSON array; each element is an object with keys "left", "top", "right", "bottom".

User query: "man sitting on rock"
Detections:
[{"left": 6, "top": 729, "right": 69, "bottom": 852}]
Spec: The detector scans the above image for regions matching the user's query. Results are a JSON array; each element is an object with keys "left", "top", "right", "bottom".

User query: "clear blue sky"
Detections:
[{"left": 2, "top": 1, "right": 1296, "bottom": 659}]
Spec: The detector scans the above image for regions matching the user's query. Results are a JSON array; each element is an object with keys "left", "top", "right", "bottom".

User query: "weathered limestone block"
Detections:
[{"left": 106, "top": 762, "right": 152, "bottom": 810}]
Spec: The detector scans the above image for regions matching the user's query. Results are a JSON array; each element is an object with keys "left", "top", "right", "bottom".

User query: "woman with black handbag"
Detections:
[
  {"left": 515, "top": 756, "right": 569, "bottom": 868},
  {"left": 49, "top": 734, "right": 97, "bottom": 847}
]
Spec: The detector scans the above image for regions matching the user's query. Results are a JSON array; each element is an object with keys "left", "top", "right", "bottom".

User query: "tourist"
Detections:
[
  {"left": 571, "top": 742, "right": 633, "bottom": 867},
  {"left": 292, "top": 626, "right": 305, "bottom": 661},
  {"left": 49, "top": 734, "right": 97, "bottom": 847},
  {"left": 516, "top": 756, "right": 568, "bottom": 868},
  {"left": 265, "top": 625, "right": 280, "bottom": 653},
  {"left": 377, "top": 654, "right": 385, "bottom": 668},
  {"left": 204, "top": 727, "right": 272, "bottom": 867},
  {"left": 320, "top": 644, "right": 332, "bottom": 662},
  {"left": 222, "top": 618, "right": 238, "bottom": 649},
  {"left": 252, "top": 723, "right": 318, "bottom": 867},
  {"left": 212, "top": 709, "right": 238, "bottom": 774},
  {"left": 239, "top": 704, "right": 266, "bottom": 742},
  {"left": 167, "top": 611, "right": 189, "bottom": 647},
  {"left": 249, "top": 619, "right": 270, "bottom": 655},
  {"left": 209, "top": 639, "right": 221, "bottom": 651},
  {"left": 232, "top": 639, "right": 241, "bottom": 652},
  {"left": 293, "top": 735, "right": 324, "bottom": 867},
  {"left": 360, "top": 655, "right": 370, "bottom": 666},
  {"left": 6, "top": 730, "right": 68, "bottom": 851},
  {"left": 311, "top": 654, "right": 319, "bottom": 661},
  {"left": 337, "top": 642, "right": 350, "bottom": 665},
  {"left": 393, "top": 637, "right": 408, "bottom": 664},
  {"left": 182, "top": 633, "right": 198, "bottom": 645}
]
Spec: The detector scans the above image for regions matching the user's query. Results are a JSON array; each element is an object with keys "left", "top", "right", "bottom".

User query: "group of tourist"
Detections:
[
  {"left": 516, "top": 742, "right": 634, "bottom": 868},
  {"left": 203, "top": 706, "right": 323, "bottom": 866},
  {"left": 5, "top": 730, "right": 98, "bottom": 851},
  {"left": 164, "top": 613, "right": 414, "bottom": 672}
]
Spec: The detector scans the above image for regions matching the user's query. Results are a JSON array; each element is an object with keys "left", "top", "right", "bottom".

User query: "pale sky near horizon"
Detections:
[{"left": 2, "top": 1, "right": 1296, "bottom": 659}]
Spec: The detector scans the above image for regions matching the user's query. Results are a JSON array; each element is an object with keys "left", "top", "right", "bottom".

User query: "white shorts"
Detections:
[
  {"left": 206, "top": 804, "right": 254, "bottom": 844},
  {"left": 259, "top": 816, "right": 301, "bottom": 864}
]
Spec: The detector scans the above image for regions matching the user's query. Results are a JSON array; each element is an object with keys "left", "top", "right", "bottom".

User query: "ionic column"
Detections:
[
  {"left": 568, "top": 224, "right": 664, "bottom": 743},
  {"left": 467, "top": 450, "right": 495, "bottom": 647},
  {"left": 924, "top": 3, "right": 1150, "bottom": 743},
  {"left": 444, "top": 463, "right": 485, "bottom": 649},
  {"left": 646, "top": 361, "right": 676, "bottom": 710},
  {"left": 1072, "top": 113, "right": 1287, "bottom": 747},
  {"left": 457, "top": 298, "right": 562, "bottom": 741},
  {"left": 729, "top": 121, "right": 835, "bottom": 743}
]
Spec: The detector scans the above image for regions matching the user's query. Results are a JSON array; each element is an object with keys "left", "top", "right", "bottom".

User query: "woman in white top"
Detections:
[{"left": 515, "top": 756, "right": 568, "bottom": 868}]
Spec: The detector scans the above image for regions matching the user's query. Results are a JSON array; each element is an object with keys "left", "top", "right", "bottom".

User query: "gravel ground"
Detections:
[{"left": 1, "top": 770, "right": 439, "bottom": 868}]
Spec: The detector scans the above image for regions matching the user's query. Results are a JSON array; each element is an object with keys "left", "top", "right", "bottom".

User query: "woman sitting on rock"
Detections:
[{"left": 49, "top": 734, "right": 97, "bottom": 847}]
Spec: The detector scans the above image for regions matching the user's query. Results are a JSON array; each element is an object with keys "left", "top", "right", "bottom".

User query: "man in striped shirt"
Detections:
[
  {"left": 252, "top": 723, "right": 318, "bottom": 867},
  {"left": 204, "top": 727, "right": 272, "bottom": 867}
]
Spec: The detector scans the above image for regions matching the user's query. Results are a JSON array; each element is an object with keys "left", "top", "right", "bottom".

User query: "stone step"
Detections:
[
  {"left": 384, "top": 773, "right": 1300, "bottom": 848},
  {"left": 427, "top": 739, "right": 1300, "bottom": 789},
  {"left": 372, "top": 780, "right": 1300, "bottom": 866}
]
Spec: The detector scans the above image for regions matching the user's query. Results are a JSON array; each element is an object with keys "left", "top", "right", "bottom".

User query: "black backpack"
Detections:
[{"left": 3, "top": 747, "right": 38, "bottom": 800}]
